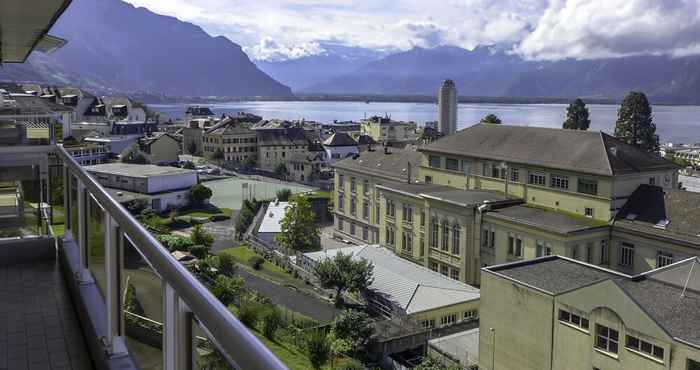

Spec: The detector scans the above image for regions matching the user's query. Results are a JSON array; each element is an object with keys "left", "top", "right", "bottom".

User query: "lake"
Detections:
[{"left": 150, "top": 101, "right": 700, "bottom": 143}]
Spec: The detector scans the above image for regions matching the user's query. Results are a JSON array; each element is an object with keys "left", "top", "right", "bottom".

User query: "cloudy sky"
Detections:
[{"left": 123, "top": 0, "right": 700, "bottom": 61}]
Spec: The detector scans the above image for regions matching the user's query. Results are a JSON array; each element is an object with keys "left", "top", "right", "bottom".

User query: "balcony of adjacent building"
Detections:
[{"left": 0, "top": 119, "right": 286, "bottom": 369}]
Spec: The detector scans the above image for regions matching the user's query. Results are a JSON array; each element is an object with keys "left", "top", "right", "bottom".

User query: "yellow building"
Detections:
[
  {"left": 202, "top": 117, "right": 258, "bottom": 165},
  {"left": 479, "top": 256, "right": 700, "bottom": 370},
  {"left": 360, "top": 115, "right": 418, "bottom": 146},
  {"left": 333, "top": 147, "right": 423, "bottom": 244}
]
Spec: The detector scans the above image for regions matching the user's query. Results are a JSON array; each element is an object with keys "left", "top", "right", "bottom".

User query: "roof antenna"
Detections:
[{"left": 681, "top": 259, "right": 697, "bottom": 298}]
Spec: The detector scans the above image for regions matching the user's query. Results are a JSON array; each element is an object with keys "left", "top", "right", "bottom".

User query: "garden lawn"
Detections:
[{"left": 220, "top": 246, "right": 298, "bottom": 287}]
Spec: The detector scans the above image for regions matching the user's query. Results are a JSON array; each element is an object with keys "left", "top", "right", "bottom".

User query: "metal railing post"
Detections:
[
  {"left": 63, "top": 167, "right": 71, "bottom": 239},
  {"left": 163, "top": 283, "right": 193, "bottom": 370},
  {"left": 105, "top": 214, "right": 128, "bottom": 356},
  {"left": 76, "top": 182, "right": 92, "bottom": 283}
]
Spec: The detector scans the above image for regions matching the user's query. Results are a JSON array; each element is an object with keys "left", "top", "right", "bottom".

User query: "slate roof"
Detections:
[
  {"left": 322, "top": 132, "right": 358, "bottom": 147},
  {"left": 357, "top": 134, "right": 378, "bottom": 146},
  {"left": 486, "top": 256, "right": 700, "bottom": 346},
  {"left": 256, "top": 127, "right": 310, "bottom": 146},
  {"left": 305, "top": 245, "right": 480, "bottom": 314},
  {"left": 614, "top": 185, "right": 700, "bottom": 247},
  {"left": 205, "top": 117, "right": 255, "bottom": 135},
  {"left": 486, "top": 205, "right": 608, "bottom": 235},
  {"left": 334, "top": 147, "right": 423, "bottom": 181},
  {"left": 378, "top": 182, "right": 505, "bottom": 206},
  {"left": 421, "top": 124, "right": 678, "bottom": 176}
]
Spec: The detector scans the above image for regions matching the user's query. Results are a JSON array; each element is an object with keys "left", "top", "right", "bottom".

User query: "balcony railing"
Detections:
[{"left": 55, "top": 144, "right": 286, "bottom": 370}]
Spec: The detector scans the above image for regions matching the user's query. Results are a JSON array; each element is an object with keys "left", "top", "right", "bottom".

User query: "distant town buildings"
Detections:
[
  {"left": 360, "top": 115, "right": 418, "bottom": 147},
  {"left": 438, "top": 79, "right": 457, "bottom": 135}
]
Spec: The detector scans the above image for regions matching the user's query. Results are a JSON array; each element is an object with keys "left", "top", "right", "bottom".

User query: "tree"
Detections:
[
  {"left": 331, "top": 310, "right": 374, "bottom": 356},
  {"left": 218, "top": 253, "right": 236, "bottom": 277},
  {"left": 414, "top": 356, "right": 461, "bottom": 370},
  {"left": 187, "top": 140, "right": 198, "bottom": 155},
  {"left": 121, "top": 144, "right": 150, "bottom": 164},
  {"left": 563, "top": 98, "right": 591, "bottom": 130},
  {"left": 261, "top": 306, "right": 283, "bottom": 340},
  {"left": 480, "top": 114, "right": 502, "bottom": 125},
  {"left": 211, "top": 148, "right": 225, "bottom": 166},
  {"left": 306, "top": 330, "right": 331, "bottom": 370},
  {"left": 211, "top": 275, "right": 244, "bottom": 307},
  {"left": 314, "top": 252, "right": 374, "bottom": 306},
  {"left": 276, "top": 196, "right": 320, "bottom": 253},
  {"left": 276, "top": 188, "right": 292, "bottom": 201},
  {"left": 614, "top": 91, "right": 659, "bottom": 152},
  {"left": 192, "top": 255, "right": 220, "bottom": 285},
  {"left": 275, "top": 163, "right": 289, "bottom": 178},
  {"left": 187, "top": 184, "right": 213, "bottom": 206},
  {"left": 191, "top": 224, "right": 214, "bottom": 248},
  {"left": 243, "top": 156, "right": 257, "bottom": 169}
]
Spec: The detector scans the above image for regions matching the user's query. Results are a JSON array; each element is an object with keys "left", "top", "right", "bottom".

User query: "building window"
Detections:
[
  {"left": 510, "top": 168, "right": 519, "bottom": 182},
  {"left": 429, "top": 261, "right": 438, "bottom": 272},
  {"left": 626, "top": 335, "right": 664, "bottom": 361},
  {"left": 338, "top": 219, "right": 344, "bottom": 231},
  {"left": 600, "top": 240, "right": 609, "bottom": 264},
  {"left": 649, "top": 177, "right": 656, "bottom": 185},
  {"left": 338, "top": 174, "right": 344, "bottom": 190},
  {"left": 450, "top": 268, "right": 459, "bottom": 281},
  {"left": 618, "top": 242, "right": 635, "bottom": 268},
  {"left": 420, "top": 211, "right": 425, "bottom": 227},
  {"left": 425, "top": 176, "right": 433, "bottom": 184},
  {"left": 688, "top": 359, "right": 700, "bottom": 370},
  {"left": 350, "top": 223, "right": 356, "bottom": 235},
  {"left": 402, "top": 230, "right": 413, "bottom": 253},
  {"left": 362, "top": 226, "right": 368, "bottom": 240},
  {"left": 350, "top": 177, "right": 356, "bottom": 193},
  {"left": 536, "top": 241, "right": 551, "bottom": 257},
  {"left": 529, "top": 172, "right": 547, "bottom": 186},
  {"left": 402, "top": 204, "right": 413, "bottom": 223},
  {"left": 508, "top": 236, "right": 522, "bottom": 257},
  {"left": 572, "top": 245, "right": 579, "bottom": 260},
  {"left": 586, "top": 243, "right": 594, "bottom": 263},
  {"left": 350, "top": 197, "right": 357, "bottom": 216},
  {"left": 421, "top": 319, "right": 435, "bottom": 329},
  {"left": 337, "top": 193, "right": 344, "bottom": 212},
  {"left": 386, "top": 200, "right": 396, "bottom": 217},
  {"left": 363, "top": 179, "right": 369, "bottom": 195},
  {"left": 550, "top": 174, "right": 569, "bottom": 189},
  {"left": 441, "top": 221, "right": 449, "bottom": 251},
  {"left": 558, "top": 309, "right": 589, "bottom": 330},
  {"left": 585, "top": 207, "right": 594, "bottom": 218},
  {"left": 429, "top": 155, "right": 442, "bottom": 168},
  {"left": 578, "top": 178, "right": 598, "bottom": 195},
  {"left": 595, "top": 324, "right": 619, "bottom": 354},
  {"left": 440, "top": 314, "right": 457, "bottom": 327},
  {"left": 452, "top": 225, "right": 460, "bottom": 255},
  {"left": 386, "top": 227, "right": 395, "bottom": 246},
  {"left": 490, "top": 230, "right": 495, "bottom": 248},
  {"left": 463, "top": 310, "right": 478, "bottom": 321},
  {"left": 657, "top": 251, "right": 673, "bottom": 268},
  {"left": 508, "top": 236, "right": 514, "bottom": 255},
  {"left": 430, "top": 218, "right": 439, "bottom": 248},
  {"left": 445, "top": 158, "right": 459, "bottom": 171},
  {"left": 419, "top": 235, "right": 425, "bottom": 256},
  {"left": 362, "top": 201, "right": 369, "bottom": 219},
  {"left": 375, "top": 204, "right": 380, "bottom": 223}
]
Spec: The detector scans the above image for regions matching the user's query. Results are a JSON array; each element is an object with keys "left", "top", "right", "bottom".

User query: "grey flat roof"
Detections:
[
  {"left": 486, "top": 205, "right": 608, "bottom": 235},
  {"left": 486, "top": 256, "right": 700, "bottom": 346},
  {"left": 85, "top": 163, "right": 196, "bottom": 178}
]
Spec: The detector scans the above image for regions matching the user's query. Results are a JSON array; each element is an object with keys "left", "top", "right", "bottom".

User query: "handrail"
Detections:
[{"left": 55, "top": 145, "right": 287, "bottom": 370}]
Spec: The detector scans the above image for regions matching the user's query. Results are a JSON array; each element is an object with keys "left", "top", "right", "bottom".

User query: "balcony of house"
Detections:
[{"left": 0, "top": 129, "right": 286, "bottom": 369}]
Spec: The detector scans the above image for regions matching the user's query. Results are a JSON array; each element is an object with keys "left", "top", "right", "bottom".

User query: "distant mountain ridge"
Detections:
[
  {"left": 0, "top": 0, "right": 292, "bottom": 98},
  {"left": 301, "top": 46, "right": 700, "bottom": 104}
]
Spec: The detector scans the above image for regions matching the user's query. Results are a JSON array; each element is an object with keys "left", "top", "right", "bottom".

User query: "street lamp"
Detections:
[{"left": 490, "top": 327, "right": 496, "bottom": 370}]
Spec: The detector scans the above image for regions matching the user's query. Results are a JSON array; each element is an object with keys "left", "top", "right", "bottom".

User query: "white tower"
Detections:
[{"left": 438, "top": 79, "right": 457, "bottom": 135}]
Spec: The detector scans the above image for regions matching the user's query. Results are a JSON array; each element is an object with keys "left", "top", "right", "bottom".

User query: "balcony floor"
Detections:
[{"left": 0, "top": 260, "right": 94, "bottom": 370}]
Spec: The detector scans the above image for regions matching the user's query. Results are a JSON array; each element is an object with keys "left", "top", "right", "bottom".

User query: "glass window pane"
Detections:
[
  {"left": 49, "top": 164, "right": 65, "bottom": 236},
  {"left": 88, "top": 196, "right": 106, "bottom": 296},
  {"left": 123, "top": 235, "right": 164, "bottom": 369},
  {"left": 70, "top": 175, "right": 79, "bottom": 236}
]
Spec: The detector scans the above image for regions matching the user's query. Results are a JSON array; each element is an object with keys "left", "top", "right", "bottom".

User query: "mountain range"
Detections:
[
  {"left": 0, "top": 0, "right": 292, "bottom": 98},
  {"left": 3, "top": 0, "right": 700, "bottom": 103}
]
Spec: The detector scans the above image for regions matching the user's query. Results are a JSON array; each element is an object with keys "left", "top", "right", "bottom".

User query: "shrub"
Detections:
[
  {"left": 333, "top": 360, "right": 364, "bottom": 370},
  {"left": 190, "top": 245, "right": 209, "bottom": 259},
  {"left": 261, "top": 306, "right": 283, "bottom": 340},
  {"left": 182, "top": 161, "right": 195, "bottom": 169},
  {"left": 249, "top": 255, "right": 265, "bottom": 270},
  {"left": 191, "top": 224, "right": 214, "bottom": 248},
  {"left": 209, "top": 214, "right": 230, "bottom": 222},
  {"left": 156, "top": 234, "right": 193, "bottom": 252},
  {"left": 306, "top": 329, "right": 331, "bottom": 370},
  {"left": 218, "top": 253, "right": 236, "bottom": 277},
  {"left": 238, "top": 301, "right": 260, "bottom": 329},
  {"left": 211, "top": 275, "right": 244, "bottom": 307},
  {"left": 276, "top": 188, "right": 292, "bottom": 201}
]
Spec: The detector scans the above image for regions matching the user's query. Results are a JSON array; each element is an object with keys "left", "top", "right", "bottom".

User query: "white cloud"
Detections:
[
  {"left": 123, "top": 0, "right": 700, "bottom": 61},
  {"left": 517, "top": 0, "right": 700, "bottom": 60}
]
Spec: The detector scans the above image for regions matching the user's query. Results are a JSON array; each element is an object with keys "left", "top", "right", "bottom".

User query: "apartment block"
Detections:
[{"left": 479, "top": 256, "right": 700, "bottom": 370}]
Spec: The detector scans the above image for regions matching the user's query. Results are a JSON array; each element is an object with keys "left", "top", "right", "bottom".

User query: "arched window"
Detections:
[
  {"left": 441, "top": 220, "right": 449, "bottom": 251},
  {"left": 452, "top": 224, "right": 461, "bottom": 255},
  {"left": 430, "top": 217, "right": 438, "bottom": 248}
]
